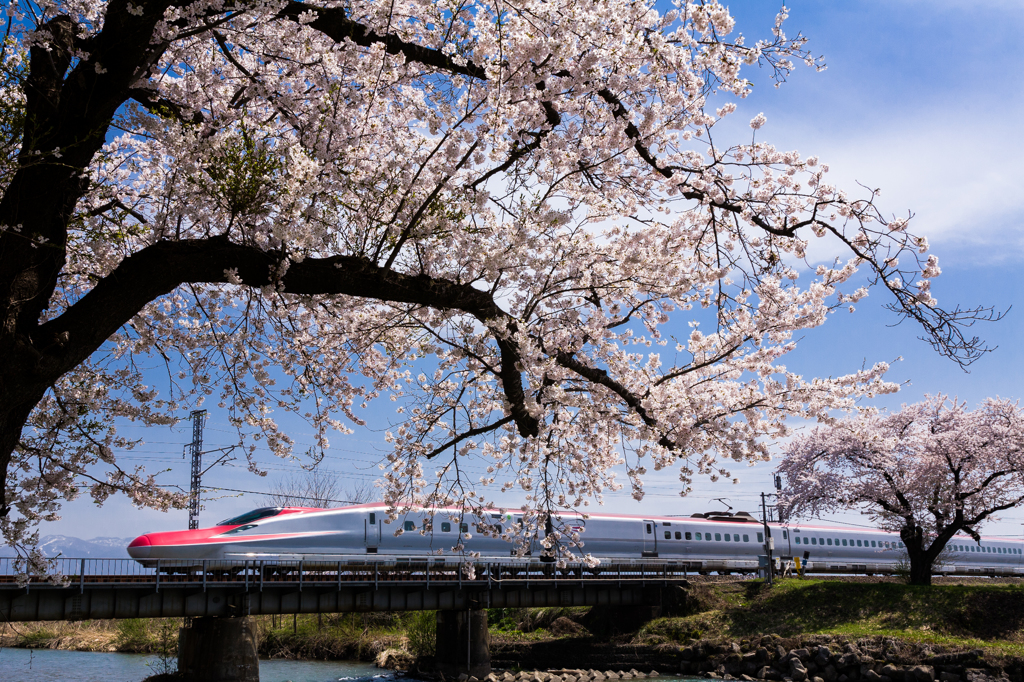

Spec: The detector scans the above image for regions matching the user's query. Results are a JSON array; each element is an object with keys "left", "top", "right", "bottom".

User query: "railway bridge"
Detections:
[{"left": 0, "top": 557, "right": 695, "bottom": 682}]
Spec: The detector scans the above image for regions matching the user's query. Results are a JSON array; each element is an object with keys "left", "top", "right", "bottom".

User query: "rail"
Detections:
[{"left": 0, "top": 557, "right": 700, "bottom": 590}]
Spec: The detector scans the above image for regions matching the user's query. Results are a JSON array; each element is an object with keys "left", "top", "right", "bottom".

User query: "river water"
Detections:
[{"left": 0, "top": 647, "right": 408, "bottom": 682}]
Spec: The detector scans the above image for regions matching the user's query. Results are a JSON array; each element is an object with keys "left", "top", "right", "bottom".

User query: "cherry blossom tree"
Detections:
[
  {"left": 0, "top": 0, "right": 1001, "bottom": 563},
  {"left": 778, "top": 396, "right": 1024, "bottom": 585}
]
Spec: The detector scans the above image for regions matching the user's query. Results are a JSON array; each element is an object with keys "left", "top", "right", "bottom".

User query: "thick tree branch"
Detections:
[
  {"left": 33, "top": 237, "right": 540, "bottom": 438},
  {"left": 277, "top": 2, "right": 487, "bottom": 80}
]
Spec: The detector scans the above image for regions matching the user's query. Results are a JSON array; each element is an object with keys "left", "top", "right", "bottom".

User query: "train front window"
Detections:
[{"left": 218, "top": 507, "right": 283, "bottom": 526}]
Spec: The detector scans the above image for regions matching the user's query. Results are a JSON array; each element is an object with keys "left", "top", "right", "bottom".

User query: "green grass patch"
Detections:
[{"left": 640, "top": 579, "right": 1024, "bottom": 656}]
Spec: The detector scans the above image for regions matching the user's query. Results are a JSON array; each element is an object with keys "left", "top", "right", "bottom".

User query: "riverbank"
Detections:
[
  {"left": 0, "top": 611, "right": 431, "bottom": 663},
  {"left": 2, "top": 578, "right": 1022, "bottom": 680}
]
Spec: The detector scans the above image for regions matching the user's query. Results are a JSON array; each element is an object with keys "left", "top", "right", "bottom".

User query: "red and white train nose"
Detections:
[{"left": 127, "top": 534, "right": 152, "bottom": 559}]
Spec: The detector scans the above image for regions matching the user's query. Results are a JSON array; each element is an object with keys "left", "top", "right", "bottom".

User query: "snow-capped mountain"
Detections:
[{"left": 0, "top": 536, "right": 134, "bottom": 558}]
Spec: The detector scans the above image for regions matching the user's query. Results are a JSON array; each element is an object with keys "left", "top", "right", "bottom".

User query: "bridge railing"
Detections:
[{"left": 0, "top": 556, "right": 699, "bottom": 589}]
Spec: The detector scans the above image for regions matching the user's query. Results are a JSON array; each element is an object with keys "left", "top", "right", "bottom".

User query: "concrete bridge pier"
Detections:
[
  {"left": 178, "top": 616, "right": 259, "bottom": 682},
  {"left": 435, "top": 609, "right": 491, "bottom": 679}
]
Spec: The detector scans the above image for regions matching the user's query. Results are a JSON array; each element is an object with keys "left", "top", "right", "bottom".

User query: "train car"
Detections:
[{"left": 127, "top": 503, "right": 1024, "bottom": 577}]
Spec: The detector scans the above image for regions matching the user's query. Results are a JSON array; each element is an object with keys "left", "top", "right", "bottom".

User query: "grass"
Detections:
[{"left": 637, "top": 578, "right": 1024, "bottom": 657}]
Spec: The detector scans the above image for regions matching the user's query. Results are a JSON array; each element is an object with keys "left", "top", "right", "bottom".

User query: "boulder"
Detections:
[
  {"left": 822, "top": 665, "right": 838, "bottom": 682},
  {"left": 790, "top": 661, "right": 809, "bottom": 682},
  {"left": 911, "top": 667, "right": 935, "bottom": 682},
  {"left": 839, "top": 654, "right": 860, "bottom": 669},
  {"left": 793, "top": 650, "right": 811, "bottom": 663},
  {"left": 876, "top": 663, "right": 901, "bottom": 679}
]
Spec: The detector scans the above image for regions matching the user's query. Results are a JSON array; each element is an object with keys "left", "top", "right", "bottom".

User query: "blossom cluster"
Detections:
[{"left": 0, "top": 0, "right": 957, "bottom": 563}]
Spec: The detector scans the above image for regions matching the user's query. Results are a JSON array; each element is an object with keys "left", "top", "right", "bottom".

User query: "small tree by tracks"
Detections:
[{"left": 778, "top": 396, "right": 1024, "bottom": 586}]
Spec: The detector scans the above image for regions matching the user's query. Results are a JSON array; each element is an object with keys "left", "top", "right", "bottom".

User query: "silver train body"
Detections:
[{"left": 127, "top": 503, "right": 1024, "bottom": 576}]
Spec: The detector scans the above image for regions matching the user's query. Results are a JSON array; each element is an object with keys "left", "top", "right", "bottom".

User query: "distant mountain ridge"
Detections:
[{"left": 0, "top": 536, "right": 134, "bottom": 559}]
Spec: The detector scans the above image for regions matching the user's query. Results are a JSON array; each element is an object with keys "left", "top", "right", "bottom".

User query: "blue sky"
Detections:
[{"left": 41, "top": 1, "right": 1024, "bottom": 545}]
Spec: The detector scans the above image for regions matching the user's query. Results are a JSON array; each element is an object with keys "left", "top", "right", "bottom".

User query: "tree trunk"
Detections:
[{"left": 907, "top": 554, "right": 933, "bottom": 586}]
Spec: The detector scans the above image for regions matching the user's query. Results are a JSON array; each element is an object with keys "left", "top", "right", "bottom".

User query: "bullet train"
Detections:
[{"left": 127, "top": 502, "right": 1024, "bottom": 576}]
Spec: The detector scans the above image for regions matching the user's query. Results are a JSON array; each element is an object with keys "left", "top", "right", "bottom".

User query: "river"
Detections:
[{"left": 0, "top": 647, "right": 408, "bottom": 682}]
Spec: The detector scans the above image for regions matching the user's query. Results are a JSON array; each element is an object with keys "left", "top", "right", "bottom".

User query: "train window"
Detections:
[
  {"left": 871, "top": 541, "right": 877, "bottom": 547},
  {"left": 646, "top": 523, "right": 652, "bottom": 534},
  {"left": 826, "top": 538, "right": 832, "bottom": 546},
  {"left": 842, "top": 539, "right": 848, "bottom": 546},
  {"left": 369, "top": 513, "right": 376, "bottom": 525},
  {"left": 811, "top": 538, "right": 817, "bottom": 545},
  {"left": 664, "top": 522, "right": 671, "bottom": 526},
  {"left": 715, "top": 533, "right": 722, "bottom": 541},
  {"left": 706, "top": 534, "right": 712, "bottom": 542},
  {"left": 685, "top": 532, "right": 692, "bottom": 540},
  {"left": 695, "top": 532, "right": 702, "bottom": 540},
  {"left": 743, "top": 534, "right": 749, "bottom": 542},
  {"left": 757, "top": 532, "right": 764, "bottom": 543},
  {"left": 460, "top": 523, "right": 469, "bottom": 533},
  {"left": 782, "top": 531, "right": 788, "bottom": 540},
  {"left": 218, "top": 507, "right": 284, "bottom": 526},
  {"left": 442, "top": 522, "right": 451, "bottom": 532},
  {"left": 664, "top": 531, "right": 671, "bottom": 540},
  {"left": 676, "top": 532, "right": 682, "bottom": 540},
  {"left": 404, "top": 521, "right": 415, "bottom": 531}
]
